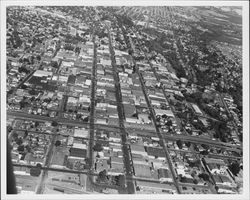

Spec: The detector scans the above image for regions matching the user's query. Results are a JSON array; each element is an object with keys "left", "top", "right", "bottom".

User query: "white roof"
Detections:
[
  {"left": 73, "top": 143, "right": 87, "bottom": 149},
  {"left": 62, "top": 61, "right": 74, "bottom": 67},
  {"left": 68, "top": 96, "right": 78, "bottom": 103},
  {"left": 79, "top": 95, "right": 90, "bottom": 103},
  {"left": 154, "top": 109, "right": 174, "bottom": 117},
  {"left": 126, "top": 118, "right": 140, "bottom": 123},
  {"left": 59, "top": 75, "right": 68, "bottom": 82},
  {"left": 74, "top": 128, "right": 89, "bottom": 138},
  {"left": 191, "top": 104, "right": 202, "bottom": 114},
  {"left": 33, "top": 70, "right": 52, "bottom": 77},
  {"left": 14, "top": 171, "right": 29, "bottom": 176},
  {"left": 85, "top": 79, "right": 91, "bottom": 86}
]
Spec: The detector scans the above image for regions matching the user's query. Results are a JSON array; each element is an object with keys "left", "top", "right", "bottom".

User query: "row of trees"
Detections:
[{"left": 96, "top": 169, "right": 125, "bottom": 187}]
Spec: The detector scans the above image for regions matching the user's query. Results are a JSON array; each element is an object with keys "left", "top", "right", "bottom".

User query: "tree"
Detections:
[
  {"left": 20, "top": 84, "right": 28, "bottom": 89},
  {"left": 17, "top": 145, "right": 25, "bottom": 152},
  {"left": 51, "top": 121, "right": 58, "bottom": 127},
  {"left": 162, "top": 114, "right": 167, "bottom": 119},
  {"left": 200, "top": 150, "right": 209, "bottom": 155},
  {"left": 25, "top": 145, "right": 31, "bottom": 152},
  {"left": 36, "top": 55, "right": 41, "bottom": 61},
  {"left": 16, "top": 137, "right": 23, "bottom": 145},
  {"left": 166, "top": 120, "right": 172, "bottom": 127},
  {"left": 176, "top": 140, "right": 183, "bottom": 149},
  {"left": 83, "top": 116, "right": 89, "bottom": 122},
  {"left": 30, "top": 167, "right": 41, "bottom": 177},
  {"left": 28, "top": 89, "right": 36, "bottom": 95},
  {"left": 193, "top": 179, "right": 198, "bottom": 184},
  {"left": 198, "top": 173, "right": 210, "bottom": 181},
  {"left": 36, "top": 163, "right": 42, "bottom": 168},
  {"left": 93, "top": 143, "right": 103, "bottom": 152},
  {"left": 51, "top": 61, "right": 58, "bottom": 68},
  {"left": 84, "top": 157, "right": 91, "bottom": 169},
  {"left": 185, "top": 142, "right": 191, "bottom": 148},
  {"left": 7, "top": 125, "right": 13, "bottom": 133},
  {"left": 128, "top": 49, "right": 133, "bottom": 55},
  {"left": 201, "top": 144, "right": 209, "bottom": 150},
  {"left": 98, "top": 169, "right": 108, "bottom": 182},
  {"left": 12, "top": 132, "right": 18, "bottom": 140},
  {"left": 35, "top": 121, "right": 39, "bottom": 127},
  {"left": 23, "top": 130, "right": 28, "bottom": 139},
  {"left": 117, "top": 175, "right": 125, "bottom": 187},
  {"left": 228, "top": 162, "right": 240, "bottom": 176},
  {"left": 55, "top": 140, "right": 61, "bottom": 147}
]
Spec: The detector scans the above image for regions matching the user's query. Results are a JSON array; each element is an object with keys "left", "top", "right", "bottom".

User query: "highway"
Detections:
[{"left": 107, "top": 24, "right": 135, "bottom": 194}]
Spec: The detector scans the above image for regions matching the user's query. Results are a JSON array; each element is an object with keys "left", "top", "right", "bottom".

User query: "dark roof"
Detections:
[
  {"left": 74, "top": 60, "right": 84, "bottom": 67},
  {"left": 213, "top": 175, "right": 223, "bottom": 183},
  {"left": 132, "top": 153, "right": 143, "bottom": 159},
  {"left": 207, "top": 163, "right": 219, "bottom": 170},
  {"left": 146, "top": 147, "right": 165, "bottom": 158},
  {"left": 182, "top": 177, "right": 194, "bottom": 184},
  {"left": 131, "top": 144, "right": 145, "bottom": 153},
  {"left": 158, "top": 168, "right": 171, "bottom": 179},
  {"left": 69, "top": 148, "right": 87, "bottom": 158},
  {"left": 220, "top": 175, "right": 231, "bottom": 183},
  {"left": 67, "top": 75, "right": 76, "bottom": 84}
]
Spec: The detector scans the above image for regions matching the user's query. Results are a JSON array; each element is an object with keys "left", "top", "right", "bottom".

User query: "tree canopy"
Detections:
[{"left": 93, "top": 143, "right": 104, "bottom": 152}]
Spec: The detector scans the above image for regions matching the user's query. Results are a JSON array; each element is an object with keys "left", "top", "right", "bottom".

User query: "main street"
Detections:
[
  {"left": 7, "top": 110, "right": 120, "bottom": 131},
  {"left": 133, "top": 58, "right": 181, "bottom": 194},
  {"left": 107, "top": 23, "right": 135, "bottom": 194},
  {"left": 35, "top": 114, "right": 59, "bottom": 194},
  {"left": 164, "top": 134, "right": 242, "bottom": 153},
  {"left": 35, "top": 51, "right": 65, "bottom": 193},
  {"left": 117, "top": 20, "right": 181, "bottom": 194},
  {"left": 13, "top": 127, "right": 242, "bottom": 162},
  {"left": 8, "top": 110, "right": 242, "bottom": 152},
  {"left": 218, "top": 93, "right": 242, "bottom": 144},
  {"left": 88, "top": 31, "right": 97, "bottom": 185}
]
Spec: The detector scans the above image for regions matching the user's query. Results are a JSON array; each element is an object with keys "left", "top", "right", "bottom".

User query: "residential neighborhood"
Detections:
[{"left": 5, "top": 5, "right": 244, "bottom": 196}]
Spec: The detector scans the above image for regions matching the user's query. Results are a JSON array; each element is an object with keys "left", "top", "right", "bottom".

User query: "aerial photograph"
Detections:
[{"left": 3, "top": 3, "right": 247, "bottom": 198}]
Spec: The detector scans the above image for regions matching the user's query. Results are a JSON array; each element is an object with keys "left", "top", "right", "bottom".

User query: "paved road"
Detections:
[
  {"left": 13, "top": 163, "right": 175, "bottom": 187},
  {"left": 134, "top": 63, "right": 181, "bottom": 194},
  {"left": 7, "top": 111, "right": 120, "bottom": 130},
  {"left": 120, "top": 25, "right": 181, "bottom": 193},
  {"left": 88, "top": 33, "right": 97, "bottom": 184},
  {"left": 218, "top": 93, "right": 242, "bottom": 143},
  {"left": 163, "top": 134, "right": 242, "bottom": 152},
  {"left": 107, "top": 25, "right": 135, "bottom": 194},
  {"left": 13, "top": 127, "right": 242, "bottom": 161},
  {"left": 8, "top": 110, "right": 242, "bottom": 152},
  {"left": 35, "top": 127, "right": 57, "bottom": 194},
  {"left": 36, "top": 79, "right": 65, "bottom": 194}
]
